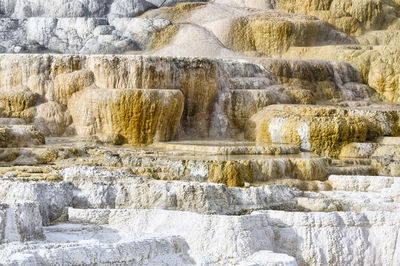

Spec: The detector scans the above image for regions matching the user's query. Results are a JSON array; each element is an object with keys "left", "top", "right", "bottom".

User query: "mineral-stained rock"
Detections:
[
  {"left": 0, "top": 1, "right": 399, "bottom": 265},
  {"left": 370, "top": 137, "right": 400, "bottom": 176},
  {"left": 245, "top": 105, "right": 383, "bottom": 157},
  {"left": 276, "top": 0, "right": 399, "bottom": 36},
  {"left": 0, "top": 86, "right": 37, "bottom": 118},
  {"left": 0, "top": 125, "right": 45, "bottom": 148},
  {"left": 0, "top": 54, "right": 377, "bottom": 139},
  {"left": 283, "top": 46, "right": 400, "bottom": 104},
  {"left": 86, "top": 55, "right": 222, "bottom": 138},
  {"left": 253, "top": 58, "right": 374, "bottom": 102},
  {"left": 227, "top": 12, "right": 355, "bottom": 56},
  {"left": 339, "top": 142, "right": 378, "bottom": 158},
  {"left": 68, "top": 88, "right": 184, "bottom": 144}
]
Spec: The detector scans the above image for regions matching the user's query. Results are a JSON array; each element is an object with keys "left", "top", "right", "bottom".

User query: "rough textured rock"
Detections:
[
  {"left": 0, "top": 86, "right": 37, "bottom": 118},
  {"left": 258, "top": 210, "right": 400, "bottom": 266},
  {"left": 0, "top": 234, "right": 192, "bottom": 265},
  {"left": 0, "top": 54, "right": 380, "bottom": 140},
  {"left": 0, "top": 1, "right": 399, "bottom": 265},
  {"left": 60, "top": 166, "right": 302, "bottom": 213},
  {"left": 0, "top": 180, "right": 72, "bottom": 225},
  {"left": 227, "top": 12, "right": 355, "bottom": 56},
  {"left": 283, "top": 46, "right": 400, "bottom": 104},
  {"left": 68, "top": 208, "right": 276, "bottom": 265},
  {"left": 33, "top": 101, "right": 73, "bottom": 136},
  {"left": 245, "top": 105, "right": 383, "bottom": 157},
  {"left": 0, "top": 202, "right": 43, "bottom": 243},
  {"left": 0, "top": 0, "right": 211, "bottom": 54},
  {"left": 276, "top": 0, "right": 399, "bottom": 36},
  {"left": 0, "top": 125, "right": 45, "bottom": 148},
  {"left": 68, "top": 88, "right": 184, "bottom": 144}
]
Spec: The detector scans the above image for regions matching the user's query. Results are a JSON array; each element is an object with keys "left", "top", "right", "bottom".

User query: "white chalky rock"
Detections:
[
  {"left": 329, "top": 175, "right": 400, "bottom": 192},
  {"left": 68, "top": 208, "right": 276, "bottom": 265},
  {"left": 256, "top": 210, "right": 400, "bottom": 266},
  {"left": 0, "top": 181, "right": 72, "bottom": 225},
  {"left": 0, "top": 235, "right": 192, "bottom": 265},
  {"left": 0, "top": 202, "right": 43, "bottom": 243},
  {"left": 240, "top": 250, "right": 298, "bottom": 266},
  {"left": 60, "top": 166, "right": 301, "bottom": 214}
]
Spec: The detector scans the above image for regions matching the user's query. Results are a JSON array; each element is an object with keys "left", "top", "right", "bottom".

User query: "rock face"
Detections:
[
  {"left": 68, "top": 88, "right": 184, "bottom": 144},
  {"left": 284, "top": 46, "right": 400, "bottom": 104},
  {"left": 227, "top": 12, "right": 355, "bottom": 56},
  {"left": 275, "top": 0, "right": 398, "bottom": 36},
  {"left": 0, "top": 125, "right": 45, "bottom": 148},
  {"left": 0, "top": 0, "right": 400, "bottom": 265},
  {"left": 0, "top": 202, "right": 43, "bottom": 243},
  {"left": 0, "top": 0, "right": 209, "bottom": 54},
  {"left": 245, "top": 105, "right": 383, "bottom": 157}
]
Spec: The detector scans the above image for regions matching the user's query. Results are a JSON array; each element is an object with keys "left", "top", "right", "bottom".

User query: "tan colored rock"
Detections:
[
  {"left": 207, "top": 157, "right": 329, "bottom": 187},
  {"left": 33, "top": 101, "right": 73, "bottom": 136},
  {"left": 0, "top": 125, "right": 45, "bottom": 148},
  {"left": 68, "top": 88, "right": 184, "bottom": 144},
  {"left": 0, "top": 54, "right": 220, "bottom": 138},
  {"left": 27, "top": 73, "right": 52, "bottom": 99},
  {"left": 215, "top": 0, "right": 275, "bottom": 9},
  {"left": 0, "top": 86, "right": 37, "bottom": 118},
  {"left": 49, "top": 70, "right": 95, "bottom": 105},
  {"left": 357, "top": 30, "right": 400, "bottom": 45},
  {"left": 141, "top": 2, "right": 206, "bottom": 22},
  {"left": 245, "top": 105, "right": 383, "bottom": 157},
  {"left": 276, "top": 0, "right": 396, "bottom": 36},
  {"left": 208, "top": 161, "right": 248, "bottom": 187},
  {"left": 339, "top": 142, "right": 378, "bottom": 158},
  {"left": 86, "top": 55, "right": 220, "bottom": 138},
  {"left": 254, "top": 58, "right": 373, "bottom": 102},
  {"left": 226, "top": 12, "right": 354, "bottom": 56},
  {"left": 0, "top": 54, "right": 83, "bottom": 91},
  {"left": 283, "top": 45, "right": 400, "bottom": 103}
]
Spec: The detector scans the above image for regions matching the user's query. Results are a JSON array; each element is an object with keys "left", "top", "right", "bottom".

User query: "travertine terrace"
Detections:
[{"left": 0, "top": 0, "right": 399, "bottom": 265}]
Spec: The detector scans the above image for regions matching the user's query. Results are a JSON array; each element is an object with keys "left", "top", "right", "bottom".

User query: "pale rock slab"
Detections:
[
  {"left": 60, "top": 166, "right": 302, "bottom": 214},
  {"left": 68, "top": 208, "right": 276, "bottom": 265},
  {"left": 257, "top": 210, "right": 400, "bottom": 266},
  {"left": 0, "top": 202, "right": 43, "bottom": 243}
]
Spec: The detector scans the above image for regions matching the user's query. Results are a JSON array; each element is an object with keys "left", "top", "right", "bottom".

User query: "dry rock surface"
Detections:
[{"left": 0, "top": 0, "right": 399, "bottom": 266}]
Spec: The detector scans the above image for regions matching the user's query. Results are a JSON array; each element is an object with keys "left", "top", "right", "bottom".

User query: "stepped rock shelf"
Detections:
[{"left": 0, "top": 0, "right": 400, "bottom": 265}]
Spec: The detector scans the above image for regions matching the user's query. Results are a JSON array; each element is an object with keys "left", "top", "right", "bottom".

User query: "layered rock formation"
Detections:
[{"left": 0, "top": 0, "right": 399, "bottom": 265}]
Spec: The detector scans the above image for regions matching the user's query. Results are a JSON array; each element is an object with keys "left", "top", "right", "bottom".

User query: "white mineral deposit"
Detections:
[{"left": 0, "top": 0, "right": 399, "bottom": 265}]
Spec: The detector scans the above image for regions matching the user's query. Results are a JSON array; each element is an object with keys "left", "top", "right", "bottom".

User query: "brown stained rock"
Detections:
[
  {"left": 245, "top": 105, "right": 383, "bottom": 157},
  {"left": 208, "top": 161, "right": 249, "bottom": 187},
  {"left": 0, "top": 86, "right": 37, "bottom": 119},
  {"left": 0, "top": 125, "right": 45, "bottom": 148},
  {"left": 276, "top": 0, "right": 392, "bottom": 36},
  {"left": 87, "top": 55, "right": 219, "bottom": 138},
  {"left": 227, "top": 12, "right": 355, "bottom": 56},
  {"left": 68, "top": 88, "right": 184, "bottom": 144},
  {"left": 283, "top": 46, "right": 400, "bottom": 104}
]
